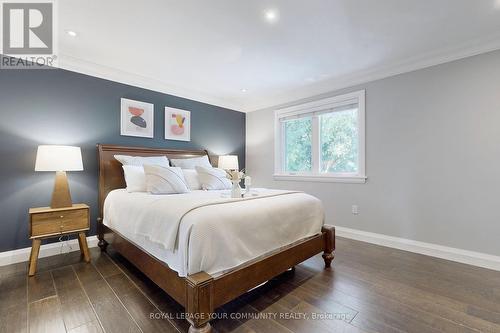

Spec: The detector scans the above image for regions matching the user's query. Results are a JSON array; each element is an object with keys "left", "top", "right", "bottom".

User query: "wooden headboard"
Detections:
[{"left": 97, "top": 144, "right": 212, "bottom": 217}]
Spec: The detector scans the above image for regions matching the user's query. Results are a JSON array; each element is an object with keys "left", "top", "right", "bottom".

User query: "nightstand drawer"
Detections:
[
  {"left": 31, "top": 208, "right": 89, "bottom": 238},
  {"left": 61, "top": 210, "right": 89, "bottom": 232}
]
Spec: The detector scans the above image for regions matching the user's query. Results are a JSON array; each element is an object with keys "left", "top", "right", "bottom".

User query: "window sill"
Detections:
[{"left": 273, "top": 174, "right": 367, "bottom": 184}]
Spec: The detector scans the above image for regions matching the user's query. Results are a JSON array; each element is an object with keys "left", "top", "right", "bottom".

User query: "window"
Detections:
[{"left": 274, "top": 90, "right": 366, "bottom": 183}]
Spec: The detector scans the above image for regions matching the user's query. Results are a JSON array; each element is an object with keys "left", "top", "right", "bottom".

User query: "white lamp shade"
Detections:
[
  {"left": 218, "top": 155, "right": 239, "bottom": 170},
  {"left": 35, "top": 145, "right": 84, "bottom": 171}
]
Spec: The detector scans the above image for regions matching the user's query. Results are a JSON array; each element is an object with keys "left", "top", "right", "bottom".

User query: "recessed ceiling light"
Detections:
[
  {"left": 264, "top": 9, "right": 279, "bottom": 23},
  {"left": 66, "top": 30, "right": 77, "bottom": 37},
  {"left": 240, "top": 88, "right": 248, "bottom": 93}
]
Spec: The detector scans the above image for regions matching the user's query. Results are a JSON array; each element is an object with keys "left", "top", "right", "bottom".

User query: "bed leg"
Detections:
[
  {"left": 321, "top": 225, "right": 335, "bottom": 268},
  {"left": 188, "top": 323, "right": 212, "bottom": 333},
  {"left": 98, "top": 239, "right": 108, "bottom": 252},
  {"left": 97, "top": 217, "right": 108, "bottom": 252},
  {"left": 186, "top": 272, "right": 214, "bottom": 333}
]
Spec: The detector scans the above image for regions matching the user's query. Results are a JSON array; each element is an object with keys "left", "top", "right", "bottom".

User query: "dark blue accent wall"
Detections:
[{"left": 0, "top": 66, "right": 245, "bottom": 252}]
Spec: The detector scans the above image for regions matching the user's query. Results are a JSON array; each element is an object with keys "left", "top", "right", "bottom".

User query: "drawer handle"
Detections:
[{"left": 60, "top": 215, "right": 64, "bottom": 218}]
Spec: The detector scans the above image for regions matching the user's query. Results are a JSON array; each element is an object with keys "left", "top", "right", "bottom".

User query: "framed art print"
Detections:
[
  {"left": 165, "top": 107, "right": 190, "bottom": 141},
  {"left": 120, "top": 98, "right": 154, "bottom": 138}
]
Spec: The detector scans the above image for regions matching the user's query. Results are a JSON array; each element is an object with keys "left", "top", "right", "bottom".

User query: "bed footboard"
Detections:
[
  {"left": 99, "top": 220, "right": 335, "bottom": 333},
  {"left": 186, "top": 272, "right": 214, "bottom": 333},
  {"left": 184, "top": 225, "right": 335, "bottom": 332}
]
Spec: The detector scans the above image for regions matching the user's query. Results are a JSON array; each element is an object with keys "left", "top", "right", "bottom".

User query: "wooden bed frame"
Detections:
[{"left": 96, "top": 144, "right": 335, "bottom": 333}]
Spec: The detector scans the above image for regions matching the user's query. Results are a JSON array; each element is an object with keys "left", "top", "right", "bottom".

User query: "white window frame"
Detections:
[{"left": 274, "top": 90, "right": 366, "bottom": 183}]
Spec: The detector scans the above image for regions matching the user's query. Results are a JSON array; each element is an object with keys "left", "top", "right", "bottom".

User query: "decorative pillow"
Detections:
[
  {"left": 143, "top": 165, "right": 190, "bottom": 194},
  {"left": 114, "top": 155, "right": 170, "bottom": 167},
  {"left": 195, "top": 166, "right": 232, "bottom": 190},
  {"left": 122, "top": 165, "right": 147, "bottom": 192},
  {"left": 182, "top": 169, "right": 202, "bottom": 190},
  {"left": 170, "top": 155, "right": 212, "bottom": 169}
]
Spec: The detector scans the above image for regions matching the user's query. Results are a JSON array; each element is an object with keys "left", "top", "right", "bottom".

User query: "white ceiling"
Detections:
[{"left": 59, "top": 0, "right": 500, "bottom": 112}]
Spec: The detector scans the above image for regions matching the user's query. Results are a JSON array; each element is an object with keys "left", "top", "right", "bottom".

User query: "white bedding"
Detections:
[{"left": 103, "top": 188, "right": 324, "bottom": 277}]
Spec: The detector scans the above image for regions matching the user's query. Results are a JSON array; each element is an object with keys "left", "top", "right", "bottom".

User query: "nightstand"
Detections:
[{"left": 28, "top": 203, "right": 90, "bottom": 276}]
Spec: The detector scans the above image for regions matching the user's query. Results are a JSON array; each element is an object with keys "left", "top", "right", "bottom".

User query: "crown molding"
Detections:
[
  {"left": 246, "top": 34, "right": 500, "bottom": 112},
  {"left": 58, "top": 54, "right": 244, "bottom": 112},
  {"left": 57, "top": 33, "right": 500, "bottom": 114}
]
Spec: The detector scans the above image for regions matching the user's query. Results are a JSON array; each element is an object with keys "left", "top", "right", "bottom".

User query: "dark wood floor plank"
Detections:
[
  {"left": 72, "top": 262, "right": 142, "bottom": 333},
  {"left": 0, "top": 273, "right": 27, "bottom": 308},
  {"left": 260, "top": 298, "right": 365, "bottom": 333},
  {"left": 67, "top": 320, "right": 104, "bottom": 333},
  {"left": 274, "top": 279, "right": 358, "bottom": 322},
  {"left": 466, "top": 305, "right": 500, "bottom": 326},
  {"left": 336, "top": 252, "right": 500, "bottom": 324},
  {"left": 303, "top": 272, "right": 477, "bottom": 333},
  {"left": 328, "top": 262, "right": 500, "bottom": 332},
  {"left": 107, "top": 249, "right": 191, "bottom": 332},
  {"left": 302, "top": 279, "right": 431, "bottom": 333},
  {"left": 0, "top": 272, "right": 28, "bottom": 333},
  {"left": 2, "top": 237, "right": 500, "bottom": 333},
  {"left": 290, "top": 255, "right": 485, "bottom": 333},
  {"left": 28, "top": 296, "right": 66, "bottom": 333},
  {"left": 211, "top": 314, "right": 248, "bottom": 333},
  {"left": 214, "top": 295, "right": 288, "bottom": 333},
  {"left": 0, "top": 261, "right": 27, "bottom": 280},
  {"left": 52, "top": 265, "right": 102, "bottom": 331},
  {"left": 244, "top": 283, "right": 302, "bottom": 312},
  {"left": 228, "top": 281, "right": 364, "bottom": 333},
  {"left": 238, "top": 317, "right": 292, "bottom": 333},
  {"left": 28, "top": 270, "right": 56, "bottom": 303},
  {"left": 334, "top": 238, "right": 500, "bottom": 313},
  {"left": 37, "top": 250, "right": 83, "bottom": 273},
  {"left": 106, "top": 273, "right": 178, "bottom": 333},
  {"left": 90, "top": 248, "right": 121, "bottom": 278},
  {"left": 291, "top": 301, "right": 369, "bottom": 333},
  {"left": 223, "top": 325, "right": 255, "bottom": 333},
  {"left": 350, "top": 312, "right": 407, "bottom": 333},
  {"left": 0, "top": 302, "right": 28, "bottom": 333},
  {"left": 232, "top": 304, "right": 292, "bottom": 333},
  {"left": 226, "top": 325, "right": 256, "bottom": 333},
  {"left": 142, "top": 289, "right": 189, "bottom": 333}
]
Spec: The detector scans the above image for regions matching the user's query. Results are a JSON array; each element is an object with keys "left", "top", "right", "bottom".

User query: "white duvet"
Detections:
[{"left": 103, "top": 189, "right": 324, "bottom": 277}]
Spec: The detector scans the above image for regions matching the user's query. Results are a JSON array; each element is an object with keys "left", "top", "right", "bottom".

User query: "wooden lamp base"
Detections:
[{"left": 51, "top": 171, "right": 73, "bottom": 208}]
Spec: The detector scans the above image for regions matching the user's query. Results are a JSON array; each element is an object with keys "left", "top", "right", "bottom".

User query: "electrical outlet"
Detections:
[{"left": 351, "top": 205, "right": 359, "bottom": 215}]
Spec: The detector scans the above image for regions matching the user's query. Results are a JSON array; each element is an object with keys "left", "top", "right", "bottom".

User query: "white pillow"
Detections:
[
  {"left": 143, "top": 165, "right": 190, "bottom": 194},
  {"left": 122, "top": 165, "right": 147, "bottom": 192},
  {"left": 182, "top": 169, "right": 202, "bottom": 190},
  {"left": 115, "top": 155, "right": 170, "bottom": 167},
  {"left": 195, "top": 166, "right": 231, "bottom": 190},
  {"left": 170, "top": 155, "right": 212, "bottom": 169}
]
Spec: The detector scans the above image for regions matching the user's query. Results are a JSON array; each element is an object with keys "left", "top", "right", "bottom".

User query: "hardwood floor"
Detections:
[{"left": 1, "top": 237, "right": 500, "bottom": 333}]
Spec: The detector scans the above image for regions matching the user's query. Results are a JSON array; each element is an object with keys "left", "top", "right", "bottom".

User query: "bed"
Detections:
[{"left": 97, "top": 144, "right": 335, "bottom": 333}]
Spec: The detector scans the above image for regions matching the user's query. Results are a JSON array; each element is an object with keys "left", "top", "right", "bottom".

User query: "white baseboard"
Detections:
[
  {"left": 335, "top": 226, "right": 500, "bottom": 272},
  {"left": 0, "top": 236, "right": 99, "bottom": 267}
]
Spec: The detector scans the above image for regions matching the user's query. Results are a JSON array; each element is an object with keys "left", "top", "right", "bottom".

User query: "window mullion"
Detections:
[
  {"left": 312, "top": 116, "right": 320, "bottom": 174},
  {"left": 280, "top": 121, "right": 286, "bottom": 173}
]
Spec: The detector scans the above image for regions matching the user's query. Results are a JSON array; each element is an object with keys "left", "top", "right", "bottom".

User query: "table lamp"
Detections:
[
  {"left": 218, "top": 155, "right": 239, "bottom": 171},
  {"left": 35, "top": 145, "right": 83, "bottom": 208}
]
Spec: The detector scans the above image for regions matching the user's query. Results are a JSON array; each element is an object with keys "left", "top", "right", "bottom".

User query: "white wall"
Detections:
[{"left": 246, "top": 50, "right": 500, "bottom": 256}]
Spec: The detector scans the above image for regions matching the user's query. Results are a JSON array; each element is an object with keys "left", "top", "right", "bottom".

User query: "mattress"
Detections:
[{"left": 103, "top": 188, "right": 324, "bottom": 277}]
